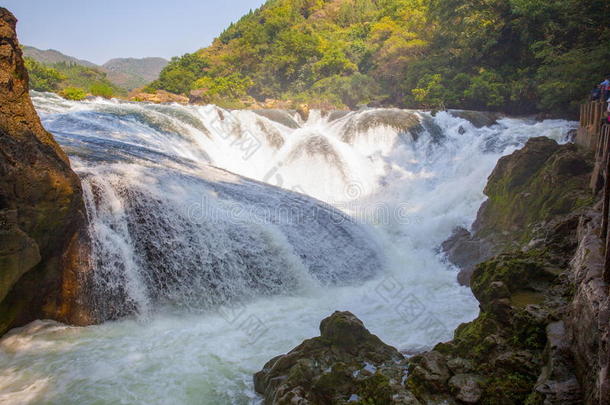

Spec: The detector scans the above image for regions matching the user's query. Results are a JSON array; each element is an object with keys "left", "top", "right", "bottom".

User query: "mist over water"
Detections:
[{"left": 0, "top": 92, "right": 576, "bottom": 404}]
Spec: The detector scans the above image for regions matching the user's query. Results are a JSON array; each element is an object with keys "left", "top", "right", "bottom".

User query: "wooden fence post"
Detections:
[{"left": 602, "top": 134, "right": 610, "bottom": 242}]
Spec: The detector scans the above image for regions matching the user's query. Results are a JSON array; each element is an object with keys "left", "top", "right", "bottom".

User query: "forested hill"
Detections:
[
  {"left": 23, "top": 46, "right": 168, "bottom": 92},
  {"left": 148, "top": 0, "right": 609, "bottom": 116}
]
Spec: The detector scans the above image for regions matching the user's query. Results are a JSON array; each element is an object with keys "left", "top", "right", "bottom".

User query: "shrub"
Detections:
[
  {"left": 192, "top": 73, "right": 253, "bottom": 99},
  {"left": 59, "top": 86, "right": 87, "bottom": 101},
  {"left": 89, "top": 83, "right": 115, "bottom": 98},
  {"left": 24, "top": 57, "right": 65, "bottom": 92}
]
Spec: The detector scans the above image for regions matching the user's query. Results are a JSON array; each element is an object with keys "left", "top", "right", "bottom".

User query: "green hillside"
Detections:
[
  {"left": 148, "top": 0, "right": 609, "bottom": 115},
  {"left": 23, "top": 46, "right": 168, "bottom": 92},
  {"left": 24, "top": 57, "right": 125, "bottom": 100}
]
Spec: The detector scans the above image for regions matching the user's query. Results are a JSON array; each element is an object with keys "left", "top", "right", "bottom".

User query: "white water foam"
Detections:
[{"left": 0, "top": 93, "right": 576, "bottom": 404}]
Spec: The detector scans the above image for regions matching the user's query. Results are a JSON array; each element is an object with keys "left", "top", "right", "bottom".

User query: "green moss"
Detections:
[
  {"left": 477, "top": 139, "right": 592, "bottom": 245},
  {"left": 470, "top": 251, "right": 554, "bottom": 302},
  {"left": 356, "top": 373, "right": 393, "bottom": 404},
  {"left": 405, "top": 373, "right": 425, "bottom": 400},
  {"left": 524, "top": 391, "right": 546, "bottom": 405},
  {"left": 452, "top": 312, "right": 499, "bottom": 360},
  {"left": 510, "top": 309, "right": 547, "bottom": 351},
  {"left": 311, "top": 362, "right": 352, "bottom": 401},
  {"left": 510, "top": 291, "right": 545, "bottom": 308},
  {"left": 481, "top": 372, "right": 536, "bottom": 405}
]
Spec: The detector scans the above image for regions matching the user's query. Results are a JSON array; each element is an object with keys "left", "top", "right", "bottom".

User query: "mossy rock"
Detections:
[
  {"left": 480, "top": 372, "right": 537, "bottom": 405},
  {"left": 254, "top": 311, "right": 409, "bottom": 404},
  {"left": 450, "top": 312, "right": 500, "bottom": 360},
  {"left": 470, "top": 251, "right": 557, "bottom": 306},
  {"left": 356, "top": 373, "right": 393, "bottom": 404},
  {"left": 474, "top": 137, "right": 592, "bottom": 245}
]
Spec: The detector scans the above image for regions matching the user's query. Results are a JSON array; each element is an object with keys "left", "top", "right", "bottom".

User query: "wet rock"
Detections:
[
  {"left": 407, "top": 351, "right": 450, "bottom": 393},
  {"left": 252, "top": 109, "right": 301, "bottom": 129},
  {"left": 474, "top": 138, "right": 591, "bottom": 244},
  {"left": 442, "top": 137, "right": 592, "bottom": 285},
  {"left": 534, "top": 321, "right": 582, "bottom": 404},
  {"left": 0, "top": 210, "right": 40, "bottom": 303},
  {"left": 448, "top": 374, "right": 483, "bottom": 403},
  {"left": 0, "top": 7, "right": 92, "bottom": 335},
  {"left": 296, "top": 104, "right": 309, "bottom": 122},
  {"left": 491, "top": 350, "right": 539, "bottom": 374},
  {"left": 129, "top": 89, "right": 189, "bottom": 104},
  {"left": 441, "top": 227, "right": 494, "bottom": 286},
  {"left": 340, "top": 109, "right": 422, "bottom": 144},
  {"left": 326, "top": 110, "right": 351, "bottom": 122},
  {"left": 254, "top": 311, "right": 410, "bottom": 404},
  {"left": 446, "top": 357, "right": 474, "bottom": 374},
  {"left": 256, "top": 118, "right": 285, "bottom": 149},
  {"left": 565, "top": 213, "right": 610, "bottom": 404},
  {"left": 448, "top": 110, "right": 502, "bottom": 128}
]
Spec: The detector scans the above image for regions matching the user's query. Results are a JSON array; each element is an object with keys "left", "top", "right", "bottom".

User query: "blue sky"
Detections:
[{"left": 2, "top": 0, "right": 266, "bottom": 64}]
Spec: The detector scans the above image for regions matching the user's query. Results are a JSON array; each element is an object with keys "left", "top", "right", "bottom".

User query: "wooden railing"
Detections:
[
  {"left": 580, "top": 101, "right": 607, "bottom": 127},
  {"left": 577, "top": 101, "right": 608, "bottom": 150}
]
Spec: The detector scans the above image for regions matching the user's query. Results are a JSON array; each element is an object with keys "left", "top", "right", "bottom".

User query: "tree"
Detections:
[
  {"left": 24, "top": 57, "right": 65, "bottom": 92},
  {"left": 412, "top": 73, "right": 445, "bottom": 109}
]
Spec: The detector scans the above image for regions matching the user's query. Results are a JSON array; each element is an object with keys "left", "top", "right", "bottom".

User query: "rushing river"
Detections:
[{"left": 0, "top": 92, "right": 576, "bottom": 404}]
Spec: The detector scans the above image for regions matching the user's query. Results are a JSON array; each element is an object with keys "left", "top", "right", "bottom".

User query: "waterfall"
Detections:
[{"left": 0, "top": 92, "right": 576, "bottom": 405}]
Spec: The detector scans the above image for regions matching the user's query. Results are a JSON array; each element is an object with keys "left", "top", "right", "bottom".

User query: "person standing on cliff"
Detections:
[
  {"left": 591, "top": 85, "right": 602, "bottom": 101},
  {"left": 601, "top": 75, "right": 610, "bottom": 101}
]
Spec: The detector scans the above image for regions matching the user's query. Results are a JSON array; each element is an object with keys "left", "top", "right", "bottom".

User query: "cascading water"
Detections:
[{"left": 0, "top": 92, "right": 576, "bottom": 404}]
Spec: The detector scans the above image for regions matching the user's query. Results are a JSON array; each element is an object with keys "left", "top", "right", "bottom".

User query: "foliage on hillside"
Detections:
[
  {"left": 148, "top": 0, "right": 609, "bottom": 115},
  {"left": 23, "top": 46, "right": 168, "bottom": 92},
  {"left": 25, "top": 57, "right": 125, "bottom": 99}
]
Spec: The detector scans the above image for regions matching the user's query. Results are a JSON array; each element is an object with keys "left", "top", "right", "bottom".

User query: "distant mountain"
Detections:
[
  {"left": 102, "top": 57, "right": 168, "bottom": 90},
  {"left": 23, "top": 46, "right": 168, "bottom": 90},
  {"left": 22, "top": 45, "right": 97, "bottom": 68}
]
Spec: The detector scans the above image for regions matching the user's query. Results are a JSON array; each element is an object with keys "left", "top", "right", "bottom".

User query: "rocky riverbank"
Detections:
[
  {"left": 254, "top": 137, "right": 609, "bottom": 404},
  {"left": 442, "top": 137, "right": 592, "bottom": 285},
  {"left": 0, "top": 8, "right": 93, "bottom": 335}
]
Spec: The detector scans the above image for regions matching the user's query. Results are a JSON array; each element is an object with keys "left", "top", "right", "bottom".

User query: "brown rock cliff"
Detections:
[{"left": 0, "top": 7, "right": 93, "bottom": 335}]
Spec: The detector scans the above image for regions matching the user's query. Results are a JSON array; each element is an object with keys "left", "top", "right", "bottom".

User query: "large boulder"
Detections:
[
  {"left": 447, "top": 110, "right": 502, "bottom": 128},
  {"left": 129, "top": 89, "right": 189, "bottom": 104},
  {"left": 254, "top": 311, "right": 417, "bottom": 404},
  {"left": 443, "top": 137, "right": 592, "bottom": 285},
  {"left": 340, "top": 108, "right": 423, "bottom": 143},
  {"left": 0, "top": 8, "right": 92, "bottom": 335}
]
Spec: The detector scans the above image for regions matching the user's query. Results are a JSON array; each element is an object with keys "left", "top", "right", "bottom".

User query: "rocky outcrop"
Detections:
[
  {"left": 340, "top": 109, "right": 423, "bottom": 143},
  {"left": 447, "top": 110, "right": 502, "bottom": 128},
  {"left": 254, "top": 311, "right": 418, "bottom": 404},
  {"left": 566, "top": 211, "right": 610, "bottom": 404},
  {"left": 443, "top": 137, "right": 593, "bottom": 285},
  {"left": 0, "top": 8, "right": 92, "bottom": 335},
  {"left": 129, "top": 89, "right": 189, "bottom": 104}
]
